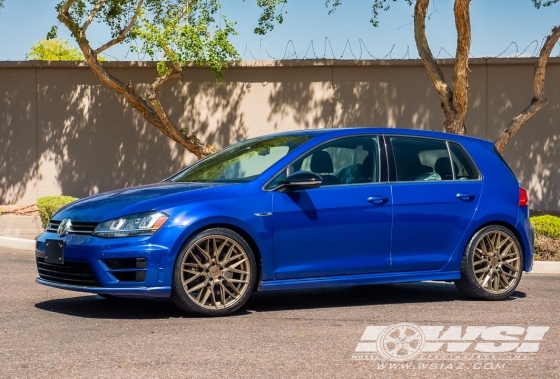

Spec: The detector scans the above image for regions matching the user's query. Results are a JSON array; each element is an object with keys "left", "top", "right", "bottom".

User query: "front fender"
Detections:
[{"left": 159, "top": 194, "right": 274, "bottom": 286}]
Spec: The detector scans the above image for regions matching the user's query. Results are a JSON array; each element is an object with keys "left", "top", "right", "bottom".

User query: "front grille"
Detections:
[
  {"left": 46, "top": 220, "right": 98, "bottom": 235},
  {"left": 37, "top": 258, "right": 101, "bottom": 286}
]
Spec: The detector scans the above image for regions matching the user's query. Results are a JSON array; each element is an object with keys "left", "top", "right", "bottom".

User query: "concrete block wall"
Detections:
[{"left": 0, "top": 59, "right": 558, "bottom": 210}]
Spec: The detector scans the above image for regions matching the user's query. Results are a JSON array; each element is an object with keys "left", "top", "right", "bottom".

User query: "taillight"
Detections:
[{"left": 519, "top": 187, "right": 529, "bottom": 206}]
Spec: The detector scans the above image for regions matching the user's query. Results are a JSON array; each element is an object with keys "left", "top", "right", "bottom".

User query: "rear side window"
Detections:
[
  {"left": 390, "top": 137, "right": 481, "bottom": 182},
  {"left": 391, "top": 137, "right": 449, "bottom": 181},
  {"left": 449, "top": 143, "right": 480, "bottom": 180}
]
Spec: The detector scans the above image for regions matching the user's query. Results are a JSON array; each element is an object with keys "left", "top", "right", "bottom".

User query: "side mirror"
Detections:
[{"left": 276, "top": 171, "right": 323, "bottom": 193}]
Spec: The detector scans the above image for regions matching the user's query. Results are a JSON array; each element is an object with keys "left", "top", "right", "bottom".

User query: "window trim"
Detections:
[{"left": 263, "top": 135, "right": 387, "bottom": 192}]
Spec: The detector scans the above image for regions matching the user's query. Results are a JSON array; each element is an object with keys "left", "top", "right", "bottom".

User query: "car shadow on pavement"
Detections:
[
  {"left": 244, "top": 281, "right": 526, "bottom": 313},
  {"left": 34, "top": 281, "right": 526, "bottom": 319}
]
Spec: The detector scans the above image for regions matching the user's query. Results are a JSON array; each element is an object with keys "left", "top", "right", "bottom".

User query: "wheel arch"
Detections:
[
  {"left": 173, "top": 222, "right": 264, "bottom": 291},
  {"left": 464, "top": 220, "right": 526, "bottom": 266}
]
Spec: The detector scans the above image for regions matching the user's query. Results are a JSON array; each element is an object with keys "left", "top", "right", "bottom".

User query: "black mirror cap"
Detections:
[{"left": 276, "top": 171, "right": 323, "bottom": 193}]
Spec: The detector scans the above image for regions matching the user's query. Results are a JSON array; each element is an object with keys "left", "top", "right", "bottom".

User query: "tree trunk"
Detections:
[
  {"left": 414, "top": 0, "right": 471, "bottom": 135},
  {"left": 494, "top": 26, "right": 560, "bottom": 153}
]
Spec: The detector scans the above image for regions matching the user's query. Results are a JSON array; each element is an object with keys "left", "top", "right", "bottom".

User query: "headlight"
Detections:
[{"left": 92, "top": 212, "right": 169, "bottom": 238}]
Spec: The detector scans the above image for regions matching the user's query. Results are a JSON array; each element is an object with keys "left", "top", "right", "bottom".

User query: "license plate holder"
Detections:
[{"left": 45, "top": 239, "right": 64, "bottom": 265}]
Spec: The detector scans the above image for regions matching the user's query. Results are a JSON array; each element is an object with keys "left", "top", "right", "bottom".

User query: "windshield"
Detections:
[{"left": 169, "top": 135, "right": 314, "bottom": 183}]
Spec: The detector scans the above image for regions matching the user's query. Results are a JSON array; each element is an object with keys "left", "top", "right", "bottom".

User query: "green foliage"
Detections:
[
  {"left": 37, "top": 196, "right": 78, "bottom": 228},
  {"left": 132, "top": 1, "right": 239, "bottom": 80},
  {"left": 254, "top": 0, "right": 287, "bottom": 35},
  {"left": 53, "top": 0, "right": 238, "bottom": 79},
  {"left": 532, "top": 0, "right": 560, "bottom": 8},
  {"left": 27, "top": 39, "right": 85, "bottom": 61},
  {"left": 531, "top": 215, "right": 560, "bottom": 239}
]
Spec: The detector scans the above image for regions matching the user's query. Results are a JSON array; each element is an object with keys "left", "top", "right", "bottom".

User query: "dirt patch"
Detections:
[
  {"left": 534, "top": 235, "right": 560, "bottom": 261},
  {"left": 0, "top": 204, "right": 39, "bottom": 216}
]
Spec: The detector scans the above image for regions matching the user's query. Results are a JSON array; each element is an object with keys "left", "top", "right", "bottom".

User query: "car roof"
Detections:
[{"left": 263, "top": 127, "right": 493, "bottom": 146}]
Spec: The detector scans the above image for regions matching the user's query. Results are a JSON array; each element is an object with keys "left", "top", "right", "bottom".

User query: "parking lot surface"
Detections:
[{"left": 1, "top": 247, "right": 559, "bottom": 379}]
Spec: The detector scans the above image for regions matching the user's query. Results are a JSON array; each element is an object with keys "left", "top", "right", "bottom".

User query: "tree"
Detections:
[
  {"left": 256, "top": 0, "right": 560, "bottom": 153},
  {"left": 52, "top": 0, "right": 239, "bottom": 158},
  {"left": 27, "top": 39, "right": 87, "bottom": 61}
]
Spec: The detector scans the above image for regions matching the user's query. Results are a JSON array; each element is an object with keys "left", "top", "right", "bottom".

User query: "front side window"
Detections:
[
  {"left": 169, "top": 135, "right": 313, "bottom": 183},
  {"left": 267, "top": 136, "right": 380, "bottom": 189}
]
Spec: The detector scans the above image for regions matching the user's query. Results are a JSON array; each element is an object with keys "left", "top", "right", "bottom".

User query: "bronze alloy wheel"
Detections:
[
  {"left": 471, "top": 229, "right": 521, "bottom": 294},
  {"left": 455, "top": 225, "right": 523, "bottom": 300},
  {"left": 172, "top": 228, "right": 256, "bottom": 316}
]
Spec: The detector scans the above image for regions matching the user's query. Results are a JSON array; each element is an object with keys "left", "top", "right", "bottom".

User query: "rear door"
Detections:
[{"left": 388, "top": 136, "right": 482, "bottom": 271}]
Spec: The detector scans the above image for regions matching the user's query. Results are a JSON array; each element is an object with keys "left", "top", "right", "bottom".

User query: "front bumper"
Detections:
[{"left": 35, "top": 228, "right": 179, "bottom": 297}]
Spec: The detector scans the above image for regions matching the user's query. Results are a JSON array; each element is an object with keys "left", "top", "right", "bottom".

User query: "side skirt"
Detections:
[{"left": 258, "top": 271, "right": 460, "bottom": 292}]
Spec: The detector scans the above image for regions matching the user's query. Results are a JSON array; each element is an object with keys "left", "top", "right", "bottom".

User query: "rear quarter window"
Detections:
[{"left": 449, "top": 143, "right": 481, "bottom": 180}]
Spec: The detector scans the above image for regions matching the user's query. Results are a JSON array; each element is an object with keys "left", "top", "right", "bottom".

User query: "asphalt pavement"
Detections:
[{"left": 1, "top": 247, "right": 559, "bottom": 379}]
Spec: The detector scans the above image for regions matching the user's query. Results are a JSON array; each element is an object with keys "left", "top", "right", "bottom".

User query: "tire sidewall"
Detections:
[{"left": 171, "top": 227, "right": 257, "bottom": 316}]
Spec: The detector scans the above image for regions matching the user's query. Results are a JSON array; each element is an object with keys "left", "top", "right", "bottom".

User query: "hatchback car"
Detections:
[{"left": 36, "top": 128, "right": 534, "bottom": 316}]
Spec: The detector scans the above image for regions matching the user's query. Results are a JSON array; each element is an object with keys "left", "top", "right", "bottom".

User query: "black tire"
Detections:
[
  {"left": 454, "top": 225, "right": 523, "bottom": 300},
  {"left": 171, "top": 228, "right": 257, "bottom": 316},
  {"left": 96, "top": 294, "right": 120, "bottom": 300}
]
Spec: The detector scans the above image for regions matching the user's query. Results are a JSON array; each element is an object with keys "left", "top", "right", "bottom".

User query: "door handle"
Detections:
[
  {"left": 456, "top": 192, "right": 475, "bottom": 201},
  {"left": 367, "top": 196, "right": 389, "bottom": 205}
]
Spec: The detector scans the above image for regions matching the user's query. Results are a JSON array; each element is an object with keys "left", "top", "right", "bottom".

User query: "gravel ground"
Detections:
[{"left": 1, "top": 247, "right": 560, "bottom": 379}]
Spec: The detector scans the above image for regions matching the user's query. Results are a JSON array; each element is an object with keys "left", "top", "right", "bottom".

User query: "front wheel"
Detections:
[
  {"left": 171, "top": 228, "right": 257, "bottom": 316},
  {"left": 454, "top": 225, "right": 523, "bottom": 300}
]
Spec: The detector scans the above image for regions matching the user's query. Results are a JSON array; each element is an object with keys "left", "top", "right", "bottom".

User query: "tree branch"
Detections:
[
  {"left": 59, "top": 0, "right": 215, "bottom": 158},
  {"left": 62, "top": 0, "right": 76, "bottom": 14},
  {"left": 451, "top": 0, "right": 471, "bottom": 135},
  {"left": 494, "top": 25, "right": 560, "bottom": 153},
  {"left": 94, "top": 0, "right": 144, "bottom": 55},
  {"left": 176, "top": 1, "right": 191, "bottom": 24},
  {"left": 414, "top": 0, "right": 460, "bottom": 133},
  {"left": 148, "top": 68, "right": 216, "bottom": 159},
  {"left": 82, "top": 0, "right": 106, "bottom": 32}
]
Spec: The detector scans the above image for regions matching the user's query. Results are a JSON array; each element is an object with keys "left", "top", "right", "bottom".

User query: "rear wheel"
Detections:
[
  {"left": 171, "top": 228, "right": 256, "bottom": 316},
  {"left": 454, "top": 225, "right": 523, "bottom": 300}
]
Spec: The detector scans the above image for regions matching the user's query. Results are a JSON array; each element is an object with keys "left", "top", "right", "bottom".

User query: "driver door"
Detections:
[{"left": 269, "top": 136, "right": 392, "bottom": 280}]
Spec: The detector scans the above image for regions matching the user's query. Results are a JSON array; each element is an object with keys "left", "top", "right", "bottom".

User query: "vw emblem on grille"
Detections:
[{"left": 57, "top": 218, "right": 72, "bottom": 237}]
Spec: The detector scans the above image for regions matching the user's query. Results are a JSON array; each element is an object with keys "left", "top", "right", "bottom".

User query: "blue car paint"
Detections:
[
  {"left": 35, "top": 127, "right": 534, "bottom": 298},
  {"left": 390, "top": 180, "right": 482, "bottom": 271},
  {"left": 272, "top": 183, "right": 393, "bottom": 279}
]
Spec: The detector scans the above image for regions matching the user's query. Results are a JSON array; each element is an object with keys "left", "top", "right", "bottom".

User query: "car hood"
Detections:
[{"left": 53, "top": 182, "right": 243, "bottom": 222}]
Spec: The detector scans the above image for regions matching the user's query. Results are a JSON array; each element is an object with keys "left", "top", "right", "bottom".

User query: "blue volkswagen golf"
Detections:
[{"left": 36, "top": 128, "right": 534, "bottom": 316}]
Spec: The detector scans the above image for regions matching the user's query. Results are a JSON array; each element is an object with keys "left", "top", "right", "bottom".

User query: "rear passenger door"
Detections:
[{"left": 388, "top": 136, "right": 483, "bottom": 271}]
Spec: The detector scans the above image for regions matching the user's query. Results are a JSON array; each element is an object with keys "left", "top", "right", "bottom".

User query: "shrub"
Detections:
[
  {"left": 531, "top": 215, "right": 560, "bottom": 239},
  {"left": 530, "top": 215, "right": 560, "bottom": 261},
  {"left": 37, "top": 196, "right": 78, "bottom": 228}
]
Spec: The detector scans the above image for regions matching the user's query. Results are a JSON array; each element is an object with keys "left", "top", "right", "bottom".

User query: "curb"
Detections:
[
  {"left": 531, "top": 261, "right": 560, "bottom": 275},
  {"left": 0, "top": 236, "right": 36, "bottom": 251},
  {"left": 1, "top": 236, "right": 559, "bottom": 274}
]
